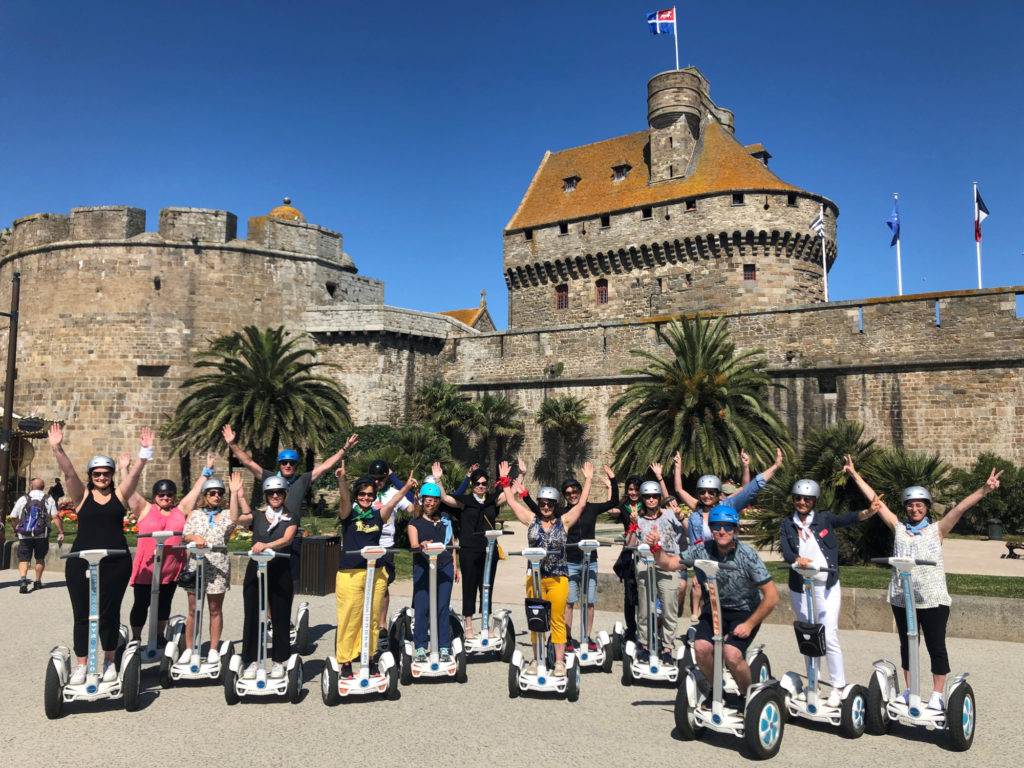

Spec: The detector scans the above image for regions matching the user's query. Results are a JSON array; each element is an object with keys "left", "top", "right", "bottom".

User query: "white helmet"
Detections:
[
  {"left": 537, "top": 487, "right": 560, "bottom": 502},
  {"left": 791, "top": 479, "right": 820, "bottom": 498},
  {"left": 201, "top": 477, "right": 225, "bottom": 494},
  {"left": 901, "top": 486, "right": 932, "bottom": 506},
  {"left": 639, "top": 481, "right": 661, "bottom": 497},
  {"left": 262, "top": 476, "right": 289, "bottom": 494},
  {"left": 86, "top": 455, "right": 116, "bottom": 472},
  {"left": 696, "top": 475, "right": 722, "bottom": 491}
]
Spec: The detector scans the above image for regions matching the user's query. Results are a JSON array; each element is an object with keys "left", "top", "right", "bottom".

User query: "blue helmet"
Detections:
[
  {"left": 420, "top": 483, "right": 441, "bottom": 498},
  {"left": 277, "top": 449, "right": 299, "bottom": 463},
  {"left": 708, "top": 505, "right": 739, "bottom": 526}
]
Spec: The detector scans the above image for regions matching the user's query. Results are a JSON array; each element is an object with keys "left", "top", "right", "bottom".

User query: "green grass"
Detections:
[{"left": 764, "top": 561, "right": 1024, "bottom": 599}]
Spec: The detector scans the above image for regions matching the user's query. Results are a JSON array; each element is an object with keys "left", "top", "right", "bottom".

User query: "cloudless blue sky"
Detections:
[{"left": 2, "top": 1, "right": 1021, "bottom": 327}]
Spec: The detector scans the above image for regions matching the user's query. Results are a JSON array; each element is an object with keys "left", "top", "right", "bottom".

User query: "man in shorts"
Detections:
[
  {"left": 647, "top": 504, "right": 777, "bottom": 696},
  {"left": 10, "top": 477, "right": 63, "bottom": 592}
]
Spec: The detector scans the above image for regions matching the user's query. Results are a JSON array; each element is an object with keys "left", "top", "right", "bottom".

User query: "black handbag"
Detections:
[
  {"left": 177, "top": 567, "right": 197, "bottom": 589},
  {"left": 612, "top": 548, "right": 632, "bottom": 581},
  {"left": 524, "top": 597, "right": 551, "bottom": 633},
  {"left": 793, "top": 620, "right": 826, "bottom": 657}
]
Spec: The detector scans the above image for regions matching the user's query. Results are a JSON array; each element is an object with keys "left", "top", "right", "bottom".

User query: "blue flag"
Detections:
[
  {"left": 886, "top": 198, "right": 900, "bottom": 247},
  {"left": 647, "top": 8, "right": 676, "bottom": 35}
]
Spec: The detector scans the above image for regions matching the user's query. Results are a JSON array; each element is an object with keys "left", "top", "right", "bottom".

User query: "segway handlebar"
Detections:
[
  {"left": 231, "top": 549, "right": 290, "bottom": 559},
  {"left": 60, "top": 548, "right": 128, "bottom": 560},
  {"left": 138, "top": 531, "right": 184, "bottom": 539},
  {"left": 567, "top": 539, "right": 611, "bottom": 549},
  {"left": 779, "top": 563, "right": 837, "bottom": 575},
  {"left": 173, "top": 543, "right": 228, "bottom": 553},
  {"left": 343, "top": 546, "right": 402, "bottom": 556},
  {"left": 871, "top": 556, "right": 936, "bottom": 568}
]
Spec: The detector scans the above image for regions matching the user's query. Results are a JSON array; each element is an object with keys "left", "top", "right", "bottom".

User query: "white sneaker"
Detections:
[
  {"left": 927, "top": 691, "right": 944, "bottom": 711},
  {"left": 69, "top": 663, "right": 87, "bottom": 685},
  {"left": 826, "top": 686, "right": 844, "bottom": 708},
  {"left": 102, "top": 661, "right": 118, "bottom": 682},
  {"left": 207, "top": 648, "right": 220, "bottom": 665},
  {"left": 899, "top": 688, "right": 910, "bottom": 704},
  {"left": 270, "top": 662, "right": 285, "bottom": 679},
  {"left": 243, "top": 661, "right": 258, "bottom": 680}
]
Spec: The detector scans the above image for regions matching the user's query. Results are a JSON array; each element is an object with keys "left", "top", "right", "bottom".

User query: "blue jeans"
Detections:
[
  {"left": 412, "top": 561, "right": 454, "bottom": 650},
  {"left": 567, "top": 560, "right": 598, "bottom": 604}
]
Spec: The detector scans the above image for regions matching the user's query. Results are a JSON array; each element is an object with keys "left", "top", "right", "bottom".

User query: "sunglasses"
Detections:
[
  {"left": 473, "top": 480, "right": 488, "bottom": 487},
  {"left": 206, "top": 490, "right": 224, "bottom": 496},
  {"left": 709, "top": 522, "right": 736, "bottom": 532},
  {"left": 356, "top": 491, "right": 375, "bottom": 499},
  {"left": 265, "top": 490, "right": 286, "bottom": 497},
  {"left": 279, "top": 460, "right": 297, "bottom": 467},
  {"left": 155, "top": 492, "right": 174, "bottom": 498},
  {"left": 698, "top": 489, "right": 719, "bottom": 496},
  {"left": 91, "top": 471, "right": 113, "bottom": 478},
  {"left": 538, "top": 500, "right": 556, "bottom": 507},
  {"left": 793, "top": 495, "right": 815, "bottom": 503}
]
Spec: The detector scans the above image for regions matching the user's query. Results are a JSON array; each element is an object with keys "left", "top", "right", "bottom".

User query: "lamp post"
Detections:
[{"left": 0, "top": 272, "right": 21, "bottom": 531}]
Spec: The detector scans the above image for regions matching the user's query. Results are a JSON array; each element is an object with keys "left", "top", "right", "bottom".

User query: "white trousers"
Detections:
[{"left": 790, "top": 581, "right": 845, "bottom": 689}]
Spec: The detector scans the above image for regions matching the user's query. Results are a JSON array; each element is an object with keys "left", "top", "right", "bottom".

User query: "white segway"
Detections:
[
  {"left": 393, "top": 542, "right": 467, "bottom": 683},
  {"left": 507, "top": 547, "right": 580, "bottom": 701},
  {"left": 224, "top": 550, "right": 302, "bottom": 704},
  {"left": 136, "top": 530, "right": 185, "bottom": 664},
  {"left": 44, "top": 550, "right": 142, "bottom": 718},
  {"left": 162, "top": 543, "right": 233, "bottom": 687},
  {"left": 778, "top": 563, "right": 866, "bottom": 738},
  {"left": 321, "top": 546, "right": 399, "bottom": 704},
  {"left": 674, "top": 558, "right": 785, "bottom": 760},
  {"left": 267, "top": 600, "right": 311, "bottom": 655},
  {"left": 866, "top": 556, "right": 975, "bottom": 751},
  {"left": 570, "top": 539, "right": 613, "bottom": 673},
  {"left": 451, "top": 529, "right": 515, "bottom": 660},
  {"left": 621, "top": 544, "right": 688, "bottom": 685}
]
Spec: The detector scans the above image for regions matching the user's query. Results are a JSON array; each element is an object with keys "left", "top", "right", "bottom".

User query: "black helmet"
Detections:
[
  {"left": 152, "top": 479, "right": 177, "bottom": 497},
  {"left": 624, "top": 475, "right": 644, "bottom": 490},
  {"left": 352, "top": 475, "right": 377, "bottom": 495},
  {"left": 469, "top": 468, "right": 489, "bottom": 484},
  {"left": 561, "top": 478, "right": 582, "bottom": 493},
  {"left": 368, "top": 459, "right": 389, "bottom": 477}
]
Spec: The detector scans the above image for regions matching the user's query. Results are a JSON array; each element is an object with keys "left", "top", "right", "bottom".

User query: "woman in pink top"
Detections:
[{"left": 125, "top": 455, "right": 206, "bottom": 643}]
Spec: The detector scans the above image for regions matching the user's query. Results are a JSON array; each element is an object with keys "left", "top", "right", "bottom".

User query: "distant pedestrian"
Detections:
[
  {"left": 48, "top": 477, "right": 64, "bottom": 504},
  {"left": 10, "top": 477, "right": 63, "bottom": 593}
]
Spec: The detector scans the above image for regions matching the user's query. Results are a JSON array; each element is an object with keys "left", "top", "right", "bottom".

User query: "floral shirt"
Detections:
[{"left": 527, "top": 516, "right": 568, "bottom": 578}]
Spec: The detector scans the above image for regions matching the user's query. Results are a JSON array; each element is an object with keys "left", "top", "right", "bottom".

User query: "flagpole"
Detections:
[
  {"left": 819, "top": 204, "right": 828, "bottom": 302},
  {"left": 974, "top": 181, "right": 982, "bottom": 289},
  {"left": 673, "top": 7, "right": 679, "bottom": 70},
  {"left": 894, "top": 193, "right": 903, "bottom": 296}
]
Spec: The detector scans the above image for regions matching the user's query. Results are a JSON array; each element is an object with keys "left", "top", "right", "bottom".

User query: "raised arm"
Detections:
[
  {"left": 561, "top": 462, "right": 595, "bottom": 530},
  {"left": 116, "top": 427, "right": 152, "bottom": 503},
  {"left": 336, "top": 463, "right": 352, "bottom": 521},
  {"left": 381, "top": 472, "right": 417, "bottom": 523},
  {"left": 739, "top": 448, "right": 752, "bottom": 489},
  {"left": 311, "top": 433, "right": 358, "bottom": 482},
  {"left": 939, "top": 468, "right": 1002, "bottom": 538},
  {"left": 842, "top": 454, "right": 898, "bottom": 531},
  {"left": 651, "top": 462, "right": 670, "bottom": 502},
  {"left": 672, "top": 451, "right": 699, "bottom": 509},
  {"left": 48, "top": 424, "right": 85, "bottom": 505},
  {"left": 180, "top": 453, "right": 215, "bottom": 514},
  {"left": 433, "top": 461, "right": 465, "bottom": 509},
  {"left": 221, "top": 424, "right": 264, "bottom": 478},
  {"left": 121, "top": 453, "right": 148, "bottom": 518},
  {"left": 498, "top": 461, "right": 535, "bottom": 526},
  {"left": 229, "top": 471, "right": 250, "bottom": 528}
]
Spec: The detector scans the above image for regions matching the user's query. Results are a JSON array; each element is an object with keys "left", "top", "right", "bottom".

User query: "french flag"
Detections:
[
  {"left": 647, "top": 8, "right": 676, "bottom": 35},
  {"left": 974, "top": 187, "right": 989, "bottom": 243}
]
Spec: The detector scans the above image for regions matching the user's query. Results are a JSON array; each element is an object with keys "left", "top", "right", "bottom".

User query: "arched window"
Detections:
[
  {"left": 556, "top": 284, "right": 569, "bottom": 310},
  {"left": 595, "top": 279, "right": 608, "bottom": 305}
]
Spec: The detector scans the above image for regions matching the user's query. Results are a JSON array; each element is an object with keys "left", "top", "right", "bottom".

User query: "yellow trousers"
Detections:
[
  {"left": 526, "top": 574, "right": 569, "bottom": 644},
  {"left": 336, "top": 568, "right": 388, "bottom": 663}
]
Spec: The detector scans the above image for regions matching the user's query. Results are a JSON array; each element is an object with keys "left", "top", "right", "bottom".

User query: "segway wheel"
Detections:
[
  {"left": 386, "top": 663, "right": 400, "bottom": 701},
  {"left": 507, "top": 662, "right": 521, "bottom": 699},
  {"left": 321, "top": 660, "right": 340, "bottom": 706},
  {"left": 287, "top": 663, "right": 301, "bottom": 703},
  {"left": 399, "top": 646, "right": 413, "bottom": 686},
  {"left": 744, "top": 688, "right": 784, "bottom": 760},
  {"left": 220, "top": 643, "right": 235, "bottom": 686},
  {"left": 566, "top": 663, "right": 580, "bottom": 702},
  {"left": 946, "top": 682, "right": 976, "bottom": 752},
  {"left": 601, "top": 645, "right": 614, "bottom": 673},
  {"left": 500, "top": 620, "right": 516, "bottom": 663},
  {"left": 866, "top": 674, "right": 892, "bottom": 734},
  {"left": 674, "top": 678, "right": 703, "bottom": 740},
  {"left": 621, "top": 650, "right": 635, "bottom": 686},
  {"left": 114, "top": 631, "right": 127, "bottom": 671},
  {"left": 159, "top": 653, "right": 173, "bottom": 689},
  {"left": 224, "top": 665, "right": 240, "bottom": 705},
  {"left": 122, "top": 653, "right": 142, "bottom": 712},
  {"left": 44, "top": 661, "right": 63, "bottom": 720},
  {"left": 748, "top": 651, "right": 771, "bottom": 684},
  {"left": 296, "top": 610, "right": 310, "bottom": 656},
  {"left": 455, "top": 650, "right": 468, "bottom": 684},
  {"left": 448, "top": 613, "right": 465, "bottom": 644},
  {"left": 610, "top": 631, "right": 622, "bottom": 662},
  {"left": 839, "top": 684, "right": 867, "bottom": 739}
]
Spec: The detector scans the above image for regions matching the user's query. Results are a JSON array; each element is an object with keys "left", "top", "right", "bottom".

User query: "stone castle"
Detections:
[{"left": 1, "top": 68, "right": 1022, "bottom": 488}]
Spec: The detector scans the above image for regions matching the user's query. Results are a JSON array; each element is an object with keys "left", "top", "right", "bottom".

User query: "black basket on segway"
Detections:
[
  {"left": 793, "top": 620, "right": 826, "bottom": 657},
  {"left": 525, "top": 598, "right": 551, "bottom": 633}
]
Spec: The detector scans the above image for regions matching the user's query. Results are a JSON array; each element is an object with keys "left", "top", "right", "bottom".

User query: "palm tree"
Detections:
[
  {"left": 465, "top": 393, "right": 524, "bottom": 477},
  {"left": 163, "top": 326, "right": 351, "bottom": 469},
  {"left": 411, "top": 379, "right": 472, "bottom": 443},
  {"left": 608, "top": 315, "right": 790, "bottom": 479},
  {"left": 536, "top": 395, "right": 591, "bottom": 484}
]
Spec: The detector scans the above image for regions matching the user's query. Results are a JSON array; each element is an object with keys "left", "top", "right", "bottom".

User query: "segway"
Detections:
[
  {"left": 267, "top": 600, "right": 311, "bottom": 655},
  {"left": 224, "top": 550, "right": 302, "bottom": 704},
  {"left": 321, "top": 546, "right": 399, "bottom": 704},
  {"left": 621, "top": 544, "right": 688, "bottom": 685},
  {"left": 162, "top": 543, "right": 233, "bottom": 687},
  {"left": 136, "top": 530, "right": 185, "bottom": 664},
  {"left": 393, "top": 542, "right": 467, "bottom": 683},
  {"left": 450, "top": 529, "right": 515, "bottom": 660},
  {"left": 674, "top": 558, "right": 785, "bottom": 760},
  {"left": 778, "top": 563, "right": 866, "bottom": 738},
  {"left": 570, "top": 539, "right": 613, "bottom": 673},
  {"left": 506, "top": 547, "right": 580, "bottom": 701},
  {"left": 44, "top": 550, "right": 141, "bottom": 718},
  {"left": 865, "top": 556, "right": 975, "bottom": 751}
]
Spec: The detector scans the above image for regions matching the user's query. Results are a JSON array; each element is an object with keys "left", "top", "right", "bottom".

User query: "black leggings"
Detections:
[
  {"left": 129, "top": 582, "right": 178, "bottom": 627},
  {"left": 459, "top": 548, "right": 499, "bottom": 617},
  {"left": 242, "top": 558, "right": 294, "bottom": 664},
  {"left": 622, "top": 566, "right": 639, "bottom": 641},
  {"left": 891, "top": 603, "right": 951, "bottom": 675},
  {"left": 66, "top": 555, "right": 131, "bottom": 658}
]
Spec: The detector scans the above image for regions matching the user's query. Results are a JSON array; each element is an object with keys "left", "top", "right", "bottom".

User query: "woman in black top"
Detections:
[{"left": 49, "top": 423, "right": 151, "bottom": 686}]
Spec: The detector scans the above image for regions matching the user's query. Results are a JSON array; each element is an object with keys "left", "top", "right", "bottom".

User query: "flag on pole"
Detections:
[
  {"left": 974, "top": 187, "right": 989, "bottom": 242},
  {"left": 646, "top": 8, "right": 676, "bottom": 35},
  {"left": 810, "top": 209, "right": 824, "bottom": 237},
  {"left": 886, "top": 198, "right": 900, "bottom": 246}
]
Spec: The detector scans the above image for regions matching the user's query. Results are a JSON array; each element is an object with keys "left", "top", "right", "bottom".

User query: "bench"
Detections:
[{"left": 1002, "top": 541, "right": 1023, "bottom": 559}]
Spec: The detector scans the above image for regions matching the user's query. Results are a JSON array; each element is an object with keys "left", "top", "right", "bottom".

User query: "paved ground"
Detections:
[{"left": 3, "top": 539, "right": 1021, "bottom": 768}]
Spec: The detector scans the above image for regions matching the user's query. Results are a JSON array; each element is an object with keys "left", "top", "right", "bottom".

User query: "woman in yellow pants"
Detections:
[
  {"left": 498, "top": 460, "right": 593, "bottom": 677},
  {"left": 334, "top": 462, "right": 416, "bottom": 678}
]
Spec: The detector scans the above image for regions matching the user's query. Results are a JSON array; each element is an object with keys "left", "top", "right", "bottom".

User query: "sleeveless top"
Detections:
[
  {"left": 338, "top": 505, "right": 383, "bottom": 570},
  {"left": 130, "top": 504, "right": 187, "bottom": 585},
  {"left": 527, "top": 516, "right": 568, "bottom": 578},
  {"left": 888, "top": 524, "right": 951, "bottom": 608},
  {"left": 72, "top": 491, "right": 129, "bottom": 554}
]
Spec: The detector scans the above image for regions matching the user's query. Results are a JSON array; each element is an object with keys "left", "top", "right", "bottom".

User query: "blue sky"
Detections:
[{"left": 2, "top": 1, "right": 1021, "bottom": 327}]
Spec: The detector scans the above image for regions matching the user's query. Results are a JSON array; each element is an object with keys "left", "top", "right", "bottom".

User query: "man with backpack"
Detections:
[{"left": 10, "top": 477, "right": 63, "bottom": 593}]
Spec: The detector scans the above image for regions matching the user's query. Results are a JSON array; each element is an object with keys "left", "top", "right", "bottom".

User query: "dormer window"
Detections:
[
  {"left": 563, "top": 175, "right": 580, "bottom": 193},
  {"left": 612, "top": 164, "right": 631, "bottom": 182}
]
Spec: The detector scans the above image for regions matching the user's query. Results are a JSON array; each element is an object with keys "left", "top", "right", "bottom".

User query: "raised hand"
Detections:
[
  {"left": 206, "top": 453, "right": 216, "bottom": 470},
  {"left": 517, "top": 456, "right": 527, "bottom": 475},
  {"left": 229, "top": 471, "right": 244, "bottom": 495},
  {"left": 48, "top": 423, "right": 63, "bottom": 448},
  {"left": 119, "top": 453, "right": 131, "bottom": 474},
  {"left": 842, "top": 454, "right": 856, "bottom": 476},
  {"left": 140, "top": 427, "right": 154, "bottom": 449},
  {"left": 334, "top": 461, "right": 346, "bottom": 481},
  {"left": 984, "top": 468, "right": 1003, "bottom": 493},
  {"left": 498, "top": 460, "right": 511, "bottom": 478},
  {"left": 582, "top": 461, "right": 594, "bottom": 480},
  {"left": 343, "top": 433, "right": 359, "bottom": 452},
  {"left": 672, "top": 451, "right": 681, "bottom": 467},
  {"left": 740, "top": 449, "right": 750, "bottom": 467},
  {"left": 511, "top": 478, "right": 526, "bottom": 496},
  {"left": 650, "top": 462, "right": 663, "bottom": 480},
  {"left": 604, "top": 465, "right": 615, "bottom": 479},
  {"left": 432, "top": 461, "right": 444, "bottom": 480},
  {"left": 221, "top": 424, "right": 236, "bottom": 445},
  {"left": 466, "top": 462, "right": 480, "bottom": 478}
]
